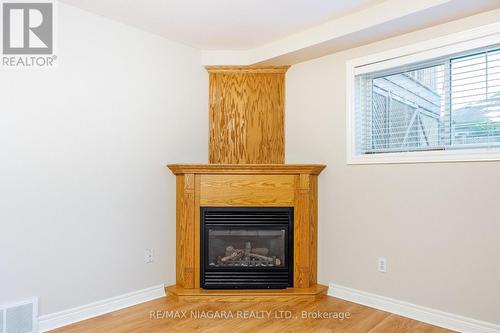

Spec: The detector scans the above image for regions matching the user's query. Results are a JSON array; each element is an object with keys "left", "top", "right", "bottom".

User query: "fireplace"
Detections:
[
  {"left": 166, "top": 66, "right": 325, "bottom": 299},
  {"left": 200, "top": 207, "right": 293, "bottom": 289}
]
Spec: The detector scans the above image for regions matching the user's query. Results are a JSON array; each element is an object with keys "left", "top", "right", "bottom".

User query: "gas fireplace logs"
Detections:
[{"left": 217, "top": 242, "right": 281, "bottom": 266}]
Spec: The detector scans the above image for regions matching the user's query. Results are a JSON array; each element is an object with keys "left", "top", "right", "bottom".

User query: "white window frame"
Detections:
[{"left": 346, "top": 22, "right": 500, "bottom": 164}]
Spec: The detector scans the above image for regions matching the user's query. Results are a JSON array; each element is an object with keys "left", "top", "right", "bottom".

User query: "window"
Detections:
[{"left": 348, "top": 24, "right": 500, "bottom": 163}]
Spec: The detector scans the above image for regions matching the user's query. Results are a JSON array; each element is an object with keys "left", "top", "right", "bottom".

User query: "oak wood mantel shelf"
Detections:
[
  {"left": 167, "top": 164, "right": 326, "bottom": 175},
  {"left": 167, "top": 163, "right": 326, "bottom": 300}
]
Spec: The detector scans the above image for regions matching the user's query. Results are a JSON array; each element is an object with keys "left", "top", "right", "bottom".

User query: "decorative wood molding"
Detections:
[
  {"left": 205, "top": 66, "right": 290, "bottom": 74},
  {"left": 294, "top": 174, "right": 312, "bottom": 288},
  {"left": 193, "top": 175, "right": 201, "bottom": 289},
  {"left": 175, "top": 174, "right": 196, "bottom": 288},
  {"left": 167, "top": 164, "right": 326, "bottom": 175}
]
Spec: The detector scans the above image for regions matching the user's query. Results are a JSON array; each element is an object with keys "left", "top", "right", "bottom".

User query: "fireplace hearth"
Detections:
[{"left": 201, "top": 207, "right": 293, "bottom": 289}]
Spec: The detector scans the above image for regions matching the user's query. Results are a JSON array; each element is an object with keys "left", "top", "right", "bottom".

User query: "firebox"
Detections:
[{"left": 200, "top": 207, "right": 293, "bottom": 289}]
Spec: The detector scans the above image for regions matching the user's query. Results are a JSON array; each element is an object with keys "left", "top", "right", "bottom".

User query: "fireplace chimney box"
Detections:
[{"left": 206, "top": 66, "right": 289, "bottom": 164}]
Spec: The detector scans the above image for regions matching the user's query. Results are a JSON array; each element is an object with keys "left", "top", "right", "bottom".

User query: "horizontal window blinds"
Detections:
[{"left": 354, "top": 45, "right": 500, "bottom": 155}]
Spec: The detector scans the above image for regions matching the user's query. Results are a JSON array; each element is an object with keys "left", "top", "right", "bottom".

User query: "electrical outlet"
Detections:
[
  {"left": 377, "top": 257, "right": 387, "bottom": 273},
  {"left": 145, "top": 248, "right": 154, "bottom": 263}
]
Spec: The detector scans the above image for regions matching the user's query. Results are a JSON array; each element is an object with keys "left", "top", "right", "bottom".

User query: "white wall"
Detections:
[
  {"left": 0, "top": 4, "right": 207, "bottom": 315},
  {"left": 286, "top": 9, "right": 500, "bottom": 325}
]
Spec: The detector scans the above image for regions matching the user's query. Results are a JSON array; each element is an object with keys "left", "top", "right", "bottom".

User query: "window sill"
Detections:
[{"left": 347, "top": 148, "right": 500, "bottom": 164}]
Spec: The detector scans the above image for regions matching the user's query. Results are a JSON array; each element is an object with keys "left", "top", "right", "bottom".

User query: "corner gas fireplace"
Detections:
[{"left": 200, "top": 207, "right": 293, "bottom": 289}]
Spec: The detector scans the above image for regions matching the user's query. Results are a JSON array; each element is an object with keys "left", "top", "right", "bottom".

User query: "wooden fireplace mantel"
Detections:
[
  {"left": 168, "top": 164, "right": 325, "bottom": 175},
  {"left": 167, "top": 163, "right": 326, "bottom": 299}
]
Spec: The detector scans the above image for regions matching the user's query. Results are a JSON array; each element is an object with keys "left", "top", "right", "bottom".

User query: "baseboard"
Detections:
[
  {"left": 38, "top": 284, "right": 166, "bottom": 332},
  {"left": 328, "top": 283, "right": 500, "bottom": 333}
]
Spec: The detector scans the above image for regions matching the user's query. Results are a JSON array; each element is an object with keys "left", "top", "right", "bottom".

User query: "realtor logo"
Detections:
[
  {"left": 3, "top": 2, "right": 53, "bottom": 53},
  {"left": 2, "top": 1, "right": 56, "bottom": 67}
]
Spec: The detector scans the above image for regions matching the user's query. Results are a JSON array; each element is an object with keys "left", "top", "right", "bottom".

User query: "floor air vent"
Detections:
[{"left": 0, "top": 298, "right": 37, "bottom": 333}]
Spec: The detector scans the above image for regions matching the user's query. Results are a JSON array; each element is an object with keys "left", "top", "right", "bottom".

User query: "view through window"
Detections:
[{"left": 355, "top": 46, "right": 500, "bottom": 155}]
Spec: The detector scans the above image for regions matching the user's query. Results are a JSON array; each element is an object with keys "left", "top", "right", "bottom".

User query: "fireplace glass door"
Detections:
[
  {"left": 207, "top": 227, "right": 286, "bottom": 268},
  {"left": 201, "top": 207, "right": 293, "bottom": 289}
]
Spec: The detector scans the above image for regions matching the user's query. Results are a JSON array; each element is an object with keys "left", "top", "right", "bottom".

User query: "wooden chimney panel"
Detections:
[{"left": 207, "top": 66, "right": 288, "bottom": 164}]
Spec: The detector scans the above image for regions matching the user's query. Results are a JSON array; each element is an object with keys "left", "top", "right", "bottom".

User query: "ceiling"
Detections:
[
  {"left": 59, "top": 0, "right": 500, "bottom": 65},
  {"left": 58, "top": 0, "right": 383, "bottom": 50}
]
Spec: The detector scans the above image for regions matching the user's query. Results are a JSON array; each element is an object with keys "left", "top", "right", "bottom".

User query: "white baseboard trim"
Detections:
[
  {"left": 328, "top": 283, "right": 500, "bottom": 333},
  {"left": 38, "top": 284, "right": 166, "bottom": 332}
]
